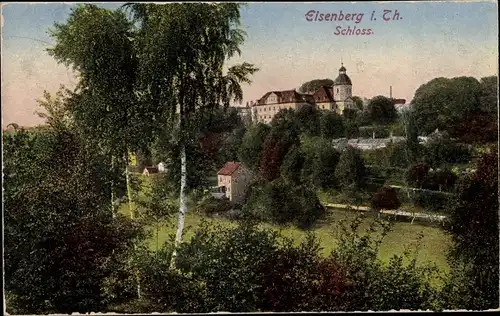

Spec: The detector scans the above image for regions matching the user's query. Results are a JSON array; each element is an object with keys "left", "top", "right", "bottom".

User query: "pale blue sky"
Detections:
[{"left": 2, "top": 1, "right": 498, "bottom": 127}]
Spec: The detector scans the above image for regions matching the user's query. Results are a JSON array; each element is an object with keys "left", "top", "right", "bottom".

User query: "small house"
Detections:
[
  {"left": 142, "top": 166, "right": 159, "bottom": 177},
  {"left": 157, "top": 162, "right": 167, "bottom": 173},
  {"left": 217, "top": 162, "right": 250, "bottom": 205}
]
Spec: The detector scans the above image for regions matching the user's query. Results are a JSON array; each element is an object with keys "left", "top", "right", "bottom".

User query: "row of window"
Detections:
[{"left": 257, "top": 105, "right": 294, "bottom": 112}]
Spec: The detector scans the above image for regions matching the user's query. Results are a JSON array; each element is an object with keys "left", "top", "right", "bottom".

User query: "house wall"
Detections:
[
  {"left": 229, "top": 166, "right": 250, "bottom": 205},
  {"left": 253, "top": 102, "right": 309, "bottom": 124},
  {"left": 217, "top": 166, "right": 251, "bottom": 204}
]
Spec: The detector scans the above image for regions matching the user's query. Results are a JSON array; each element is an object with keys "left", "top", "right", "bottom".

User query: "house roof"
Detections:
[
  {"left": 256, "top": 89, "right": 308, "bottom": 105},
  {"left": 312, "top": 86, "right": 335, "bottom": 102},
  {"left": 143, "top": 167, "right": 159, "bottom": 173},
  {"left": 218, "top": 162, "right": 241, "bottom": 176}
]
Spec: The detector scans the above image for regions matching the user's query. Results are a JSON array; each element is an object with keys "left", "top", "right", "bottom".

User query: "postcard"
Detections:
[{"left": 2, "top": 1, "right": 498, "bottom": 314}]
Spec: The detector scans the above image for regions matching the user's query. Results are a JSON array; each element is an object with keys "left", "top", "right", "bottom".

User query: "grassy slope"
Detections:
[
  {"left": 145, "top": 209, "right": 450, "bottom": 274},
  {"left": 123, "top": 173, "right": 451, "bottom": 276}
]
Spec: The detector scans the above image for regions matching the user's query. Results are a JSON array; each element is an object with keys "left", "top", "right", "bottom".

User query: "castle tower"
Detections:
[{"left": 333, "top": 61, "right": 354, "bottom": 113}]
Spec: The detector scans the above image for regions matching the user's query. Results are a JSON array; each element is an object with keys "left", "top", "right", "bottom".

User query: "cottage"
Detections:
[
  {"left": 217, "top": 162, "right": 250, "bottom": 205},
  {"left": 157, "top": 162, "right": 167, "bottom": 173},
  {"left": 142, "top": 166, "right": 159, "bottom": 177}
]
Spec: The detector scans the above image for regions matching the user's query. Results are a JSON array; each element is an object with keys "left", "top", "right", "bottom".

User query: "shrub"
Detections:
[
  {"left": 242, "top": 180, "right": 325, "bottom": 229},
  {"left": 329, "top": 215, "right": 440, "bottom": 311},
  {"left": 195, "top": 196, "right": 232, "bottom": 216},
  {"left": 371, "top": 186, "right": 402, "bottom": 211}
]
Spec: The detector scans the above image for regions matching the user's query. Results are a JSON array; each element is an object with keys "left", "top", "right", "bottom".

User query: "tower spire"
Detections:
[{"left": 341, "top": 57, "right": 343, "bottom": 67}]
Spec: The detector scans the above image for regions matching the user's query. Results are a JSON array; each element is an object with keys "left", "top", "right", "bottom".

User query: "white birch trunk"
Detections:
[
  {"left": 171, "top": 143, "right": 188, "bottom": 268},
  {"left": 111, "top": 155, "right": 116, "bottom": 218},
  {"left": 176, "top": 144, "right": 188, "bottom": 242},
  {"left": 124, "top": 154, "right": 134, "bottom": 219}
]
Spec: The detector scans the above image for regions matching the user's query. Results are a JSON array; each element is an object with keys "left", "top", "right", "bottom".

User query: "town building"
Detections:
[
  {"left": 250, "top": 63, "right": 356, "bottom": 124},
  {"left": 216, "top": 161, "right": 251, "bottom": 205}
]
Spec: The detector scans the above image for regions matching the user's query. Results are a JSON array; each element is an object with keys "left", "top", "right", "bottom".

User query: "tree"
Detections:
[
  {"left": 243, "top": 180, "right": 324, "bottom": 229},
  {"left": 367, "top": 95, "right": 398, "bottom": 125},
  {"left": 311, "top": 145, "right": 341, "bottom": 189},
  {"left": 238, "top": 123, "right": 271, "bottom": 172},
  {"left": 298, "top": 78, "right": 334, "bottom": 94},
  {"left": 424, "top": 134, "right": 471, "bottom": 168},
  {"left": 47, "top": 4, "right": 142, "bottom": 218},
  {"left": 320, "top": 111, "right": 345, "bottom": 139},
  {"left": 371, "top": 186, "right": 401, "bottom": 212},
  {"left": 334, "top": 146, "right": 367, "bottom": 190},
  {"left": 405, "top": 163, "right": 429, "bottom": 189},
  {"left": 351, "top": 96, "right": 364, "bottom": 111},
  {"left": 411, "top": 76, "right": 481, "bottom": 135},
  {"left": 124, "top": 3, "right": 258, "bottom": 256},
  {"left": 280, "top": 144, "right": 305, "bottom": 185},
  {"left": 296, "top": 104, "right": 321, "bottom": 136},
  {"left": 3, "top": 127, "right": 144, "bottom": 314},
  {"left": 442, "top": 150, "right": 499, "bottom": 309},
  {"left": 448, "top": 111, "right": 498, "bottom": 144},
  {"left": 478, "top": 75, "right": 498, "bottom": 115}
]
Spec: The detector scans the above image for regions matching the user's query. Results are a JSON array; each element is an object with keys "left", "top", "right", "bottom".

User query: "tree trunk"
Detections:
[
  {"left": 111, "top": 155, "right": 116, "bottom": 217},
  {"left": 124, "top": 153, "right": 134, "bottom": 219},
  {"left": 171, "top": 142, "right": 188, "bottom": 268}
]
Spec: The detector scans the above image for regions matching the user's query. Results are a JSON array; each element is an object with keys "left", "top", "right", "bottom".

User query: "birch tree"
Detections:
[
  {"left": 125, "top": 3, "right": 258, "bottom": 264},
  {"left": 47, "top": 4, "right": 144, "bottom": 218}
]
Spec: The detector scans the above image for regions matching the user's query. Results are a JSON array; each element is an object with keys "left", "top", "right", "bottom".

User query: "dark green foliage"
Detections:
[
  {"left": 351, "top": 96, "right": 364, "bottom": 111},
  {"left": 385, "top": 141, "right": 411, "bottom": 169},
  {"left": 342, "top": 108, "right": 358, "bottom": 121},
  {"left": 141, "top": 222, "right": 347, "bottom": 312},
  {"left": 330, "top": 216, "right": 440, "bottom": 311},
  {"left": 441, "top": 150, "right": 499, "bottom": 310},
  {"left": 411, "top": 76, "right": 481, "bottom": 135},
  {"left": 425, "top": 168, "right": 457, "bottom": 192},
  {"left": 448, "top": 111, "right": 498, "bottom": 144},
  {"left": 371, "top": 186, "right": 401, "bottom": 211},
  {"left": 238, "top": 123, "right": 271, "bottom": 172},
  {"left": 3, "top": 128, "right": 144, "bottom": 314},
  {"left": 311, "top": 145, "right": 341, "bottom": 189},
  {"left": 320, "top": 111, "right": 345, "bottom": 139},
  {"left": 195, "top": 196, "right": 233, "bottom": 216},
  {"left": 405, "top": 163, "right": 430, "bottom": 188},
  {"left": 367, "top": 95, "right": 398, "bottom": 125},
  {"left": 478, "top": 75, "right": 498, "bottom": 114},
  {"left": 259, "top": 111, "right": 301, "bottom": 181},
  {"left": 344, "top": 119, "right": 360, "bottom": 138},
  {"left": 243, "top": 180, "right": 325, "bottom": 229},
  {"left": 299, "top": 78, "right": 334, "bottom": 94},
  {"left": 280, "top": 144, "right": 306, "bottom": 185},
  {"left": 334, "top": 146, "right": 367, "bottom": 190},
  {"left": 296, "top": 104, "right": 321, "bottom": 136},
  {"left": 424, "top": 135, "right": 472, "bottom": 168}
]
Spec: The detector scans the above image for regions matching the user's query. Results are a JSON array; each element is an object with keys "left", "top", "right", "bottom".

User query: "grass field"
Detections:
[
  {"left": 124, "top": 173, "right": 451, "bottom": 277},
  {"left": 142, "top": 207, "right": 451, "bottom": 274}
]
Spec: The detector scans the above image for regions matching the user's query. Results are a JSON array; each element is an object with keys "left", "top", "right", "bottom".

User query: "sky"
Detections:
[{"left": 1, "top": 1, "right": 498, "bottom": 127}]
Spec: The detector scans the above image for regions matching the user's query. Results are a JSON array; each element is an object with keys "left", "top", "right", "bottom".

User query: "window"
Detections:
[
  {"left": 337, "top": 88, "right": 339, "bottom": 93},
  {"left": 219, "top": 176, "right": 222, "bottom": 182}
]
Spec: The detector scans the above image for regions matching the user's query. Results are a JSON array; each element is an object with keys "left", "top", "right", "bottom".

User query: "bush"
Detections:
[
  {"left": 371, "top": 186, "right": 402, "bottom": 211},
  {"left": 330, "top": 215, "right": 440, "bottom": 311},
  {"left": 242, "top": 180, "right": 325, "bottom": 229},
  {"left": 195, "top": 196, "right": 232, "bottom": 216},
  {"left": 140, "top": 246, "right": 208, "bottom": 313}
]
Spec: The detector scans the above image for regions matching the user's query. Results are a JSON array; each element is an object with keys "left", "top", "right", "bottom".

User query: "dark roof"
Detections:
[
  {"left": 392, "top": 98, "right": 406, "bottom": 105},
  {"left": 143, "top": 167, "right": 159, "bottom": 173},
  {"left": 339, "top": 65, "right": 346, "bottom": 72},
  {"left": 333, "top": 73, "right": 352, "bottom": 85},
  {"left": 218, "top": 162, "right": 241, "bottom": 176},
  {"left": 256, "top": 89, "right": 308, "bottom": 105},
  {"left": 312, "top": 86, "right": 335, "bottom": 102}
]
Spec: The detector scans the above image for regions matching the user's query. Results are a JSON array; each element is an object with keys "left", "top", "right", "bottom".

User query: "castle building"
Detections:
[{"left": 250, "top": 63, "right": 356, "bottom": 124}]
